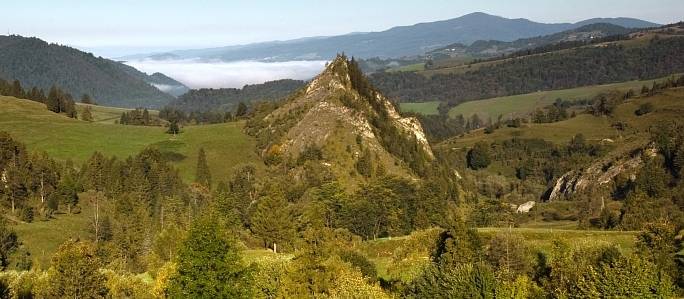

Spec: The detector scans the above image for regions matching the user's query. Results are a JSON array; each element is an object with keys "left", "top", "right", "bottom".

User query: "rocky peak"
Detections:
[{"left": 250, "top": 54, "right": 434, "bottom": 182}]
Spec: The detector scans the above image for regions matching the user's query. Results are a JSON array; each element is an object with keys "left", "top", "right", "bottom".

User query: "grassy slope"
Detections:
[
  {"left": 441, "top": 87, "right": 684, "bottom": 151},
  {"left": 448, "top": 76, "right": 678, "bottom": 119},
  {"left": 399, "top": 101, "right": 441, "bottom": 115},
  {"left": 76, "top": 103, "right": 159, "bottom": 124},
  {"left": 0, "top": 96, "right": 262, "bottom": 183},
  {"left": 3, "top": 96, "right": 263, "bottom": 265}
]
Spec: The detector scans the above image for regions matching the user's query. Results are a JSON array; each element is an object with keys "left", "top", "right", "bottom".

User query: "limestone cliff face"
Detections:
[
  {"left": 252, "top": 55, "right": 433, "bottom": 181},
  {"left": 547, "top": 146, "right": 656, "bottom": 201}
]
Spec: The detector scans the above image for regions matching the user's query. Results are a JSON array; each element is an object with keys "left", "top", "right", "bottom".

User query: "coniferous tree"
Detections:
[
  {"left": 46, "top": 85, "right": 60, "bottom": 113},
  {"left": 195, "top": 148, "right": 211, "bottom": 188},
  {"left": 250, "top": 195, "right": 294, "bottom": 252},
  {"left": 235, "top": 102, "right": 248, "bottom": 117},
  {"left": 167, "top": 217, "right": 253, "bottom": 298}
]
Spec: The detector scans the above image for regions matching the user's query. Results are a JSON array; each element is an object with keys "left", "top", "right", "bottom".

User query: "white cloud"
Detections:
[{"left": 124, "top": 59, "right": 328, "bottom": 89}]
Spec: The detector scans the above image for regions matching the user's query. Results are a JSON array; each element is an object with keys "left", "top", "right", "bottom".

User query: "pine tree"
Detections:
[
  {"left": 195, "top": 148, "right": 211, "bottom": 188},
  {"left": 46, "top": 85, "right": 60, "bottom": 113},
  {"left": 167, "top": 217, "right": 253, "bottom": 298},
  {"left": 10, "top": 80, "right": 23, "bottom": 98},
  {"left": 249, "top": 195, "right": 294, "bottom": 252}
]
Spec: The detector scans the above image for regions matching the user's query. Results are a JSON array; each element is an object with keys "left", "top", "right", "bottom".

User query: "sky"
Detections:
[{"left": 3, "top": 0, "right": 683, "bottom": 58}]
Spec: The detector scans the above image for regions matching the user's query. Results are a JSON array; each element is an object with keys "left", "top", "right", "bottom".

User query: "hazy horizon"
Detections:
[{"left": 3, "top": 1, "right": 683, "bottom": 58}]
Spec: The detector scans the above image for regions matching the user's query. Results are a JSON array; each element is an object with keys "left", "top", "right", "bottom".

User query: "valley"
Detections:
[{"left": 0, "top": 6, "right": 683, "bottom": 298}]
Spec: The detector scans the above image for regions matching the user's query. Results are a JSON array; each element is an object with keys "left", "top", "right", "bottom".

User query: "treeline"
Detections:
[
  {"left": 0, "top": 77, "right": 81, "bottom": 118},
  {"left": 168, "top": 79, "right": 304, "bottom": 113},
  {"left": 372, "top": 37, "right": 684, "bottom": 107},
  {"left": 157, "top": 103, "right": 247, "bottom": 125}
]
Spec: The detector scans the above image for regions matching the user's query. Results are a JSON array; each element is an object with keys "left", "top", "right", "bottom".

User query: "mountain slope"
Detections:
[
  {"left": 245, "top": 55, "right": 433, "bottom": 183},
  {"left": 122, "top": 12, "right": 659, "bottom": 61},
  {"left": 429, "top": 23, "right": 633, "bottom": 58},
  {"left": 0, "top": 35, "right": 176, "bottom": 108}
]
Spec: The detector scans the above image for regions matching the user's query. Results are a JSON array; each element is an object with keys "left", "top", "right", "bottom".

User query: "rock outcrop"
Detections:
[
  {"left": 250, "top": 55, "right": 433, "bottom": 182},
  {"left": 547, "top": 146, "right": 656, "bottom": 201}
]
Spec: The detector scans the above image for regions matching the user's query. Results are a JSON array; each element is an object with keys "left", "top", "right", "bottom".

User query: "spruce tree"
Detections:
[
  {"left": 167, "top": 217, "right": 252, "bottom": 298},
  {"left": 46, "top": 85, "right": 60, "bottom": 113},
  {"left": 195, "top": 148, "right": 211, "bottom": 188}
]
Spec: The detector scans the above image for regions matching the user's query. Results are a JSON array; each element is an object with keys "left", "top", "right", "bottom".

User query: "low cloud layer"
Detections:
[{"left": 125, "top": 59, "right": 328, "bottom": 89}]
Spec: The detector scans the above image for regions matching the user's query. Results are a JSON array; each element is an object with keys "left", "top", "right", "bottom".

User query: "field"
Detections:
[
  {"left": 0, "top": 96, "right": 262, "bottom": 183},
  {"left": 441, "top": 87, "right": 684, "bottom": 150},
  {"left": 399, "top": 101, "right": 440, "bottom": 115},
  {"left": 76, "top": 103, "right": 159, "bottom": 124},
  {"left": 448, "top": 76, "right": 678, "bottom": 119}
]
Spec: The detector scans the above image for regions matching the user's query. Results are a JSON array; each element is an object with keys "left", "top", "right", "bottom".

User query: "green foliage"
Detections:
[
  {"left": 339, "top": 250, "right": 378, "bottom": 281},
  {"left": 355, "top": 147, "right": 374, "bottom": 177},
  {"left": 405, "top": 263, "right": 496, "bottom": 299},
  {"left": 45, "top": 240, "right": 108, "bottom": 298},
  {"left": 167, "top": 217, "right": 253, "bottom": 298},
  {"left": 431, "top": 217, "right": 483, "bottom": 267},
  {"left": 0, "top": 220, "right": 18, "bottom": 270},
  {"left": 467, "top": 142, "right": 491, "bottom": 170},
  {"left": 635, "top": 102, "right": 655, "bottom": 115},
  {"left": 170, "top": 79, "right": 304, "bottom": 113},
  {"left": 636, "top": 220, "right": 679, "bottom": 281},
  {"left": 372, "top": 37, "right": 684, "bottom": 108},
  {"left": 195, "top": 147, "right": 211, "bottom": 188},
  {"left": 249, "top": 195, "right": 295, "bottom": 252},
  {"left": 0, "top": 35, "right": 174, "bottom": 108}
]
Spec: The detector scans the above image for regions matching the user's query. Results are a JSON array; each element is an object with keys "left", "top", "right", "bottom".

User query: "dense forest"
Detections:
[
  {"left": 372, "top": 36, "right": 684, "bottom": 107},
  {"left": 0, "top": 35, "right": 175, "bottom": 108},
  {"left": 168, "top": 79, "right": 305, "bottom": 113}
]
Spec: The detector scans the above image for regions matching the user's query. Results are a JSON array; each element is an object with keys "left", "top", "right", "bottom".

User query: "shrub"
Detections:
[
  {"left": 20, "top": 207, "right": 33, "bottom": 223},
  {"left": 635, "top": 102, "right": 654, "bottom": 116},
  {"left": 467, "top": 142, "right": 491, "bottom": 170}
]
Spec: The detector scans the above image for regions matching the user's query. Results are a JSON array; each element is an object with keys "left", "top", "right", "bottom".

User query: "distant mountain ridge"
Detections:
[
  {"left": 121, "top": 12, "right": 660, "bottom": 62},
  {"left": 429, "top": 23, "right": 634, "bottom": 59},
  {"left": 0, "top": 35, "right": 180, "bottom": 108}
]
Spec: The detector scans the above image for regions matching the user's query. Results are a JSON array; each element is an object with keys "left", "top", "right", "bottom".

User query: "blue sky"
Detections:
[{"left": 3, "top": 0, "right": 683, "bottom": 57}]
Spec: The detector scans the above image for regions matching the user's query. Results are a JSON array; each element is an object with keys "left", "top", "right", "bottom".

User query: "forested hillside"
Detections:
[
  {"left": 169, "top": 79, "right": 305, "bottom": 112},
  {"left": 429, "top": 23, "right": 633, "bottom": 59},
  {"left": 0, "top": 35, "right": 175, "bottom": 108},
  {"left": 372, "top": 35, "right": 684, "bottom": 106}
]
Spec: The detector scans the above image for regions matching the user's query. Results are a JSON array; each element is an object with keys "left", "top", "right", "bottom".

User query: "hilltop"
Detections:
[
  {"left": 246, "top": 55, "right": 433, "bottom": 185},
  {"left": 0, "top": 35, "right": 179, "bottom": 108}
]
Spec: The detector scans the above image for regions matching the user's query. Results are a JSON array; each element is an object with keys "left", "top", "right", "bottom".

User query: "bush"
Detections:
[
  {"left": 20, "top": 207, "right": 33, "bottom": 223},
  {"left": 467, "top": 142, "right": 491, "bottom": 170},
  {"left": 635, "top": 102, "right": 654, "bottom": 116}
]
